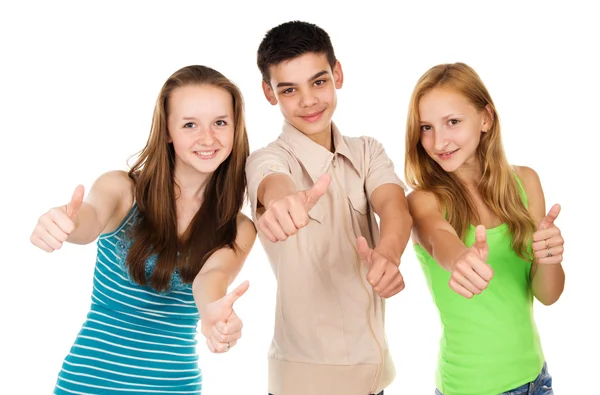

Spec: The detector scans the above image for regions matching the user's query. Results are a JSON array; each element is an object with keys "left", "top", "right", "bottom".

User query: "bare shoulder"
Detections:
[
  {"left": 93, "top": 170, "right": 134, "bottom": 192},
  {"left": 235, "top": 212, "right": 257, "bottom": 252},
  {"left": 513, "top": 165, "right": 546, "bottom": 218},
  {"left": 86, "top": 170, "right": 135, "bottom": 227},
  {"left": 407, "top": 188, "right": 440, "bottom": 215},
  {"left": 513, "top": 165, "right": 544, "bottom": 198},
  {"left": 514, "top": 165, "right": 541, "bottom": 187}
]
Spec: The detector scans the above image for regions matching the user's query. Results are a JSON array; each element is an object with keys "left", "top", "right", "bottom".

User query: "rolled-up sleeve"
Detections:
[
  {"left": 245, "top": 146, "right": 295, "bottom": 221},
  {"left": 364, "top": 137, "right": 407, "bottom": 199}
]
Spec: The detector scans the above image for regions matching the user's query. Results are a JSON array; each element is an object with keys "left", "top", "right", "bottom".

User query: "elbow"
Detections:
[
  {"left": 405, "top": 211, "right": 414, "bottom": 230},
  {"left": 537, "top": 297, "right": 558, "bottom": 306},
  {"left": 536, "top": 286, "right": 564, "bottom": 306},
  {"left": 538, "top": 296, "right": 558, "bottom": 306}
]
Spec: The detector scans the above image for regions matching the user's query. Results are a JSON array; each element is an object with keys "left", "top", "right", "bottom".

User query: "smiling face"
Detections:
[
  {"left": 418, "top": 87, "right": 493, "bottom": 174},
  {"left": 262, "top": 52, "right": 343, "bottom": 142},
  {"left": 167, "top": 84, "right": 235, "bottom": 177}
]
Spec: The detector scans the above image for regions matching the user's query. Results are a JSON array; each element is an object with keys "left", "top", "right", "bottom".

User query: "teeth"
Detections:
[{"left": 197, "top": 150, "right": 216, "bottom": 156}]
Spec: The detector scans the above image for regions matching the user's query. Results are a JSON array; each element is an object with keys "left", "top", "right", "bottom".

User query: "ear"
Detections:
[
  {"left": 482, "top": 104, "right": 494, "bottom": 132},
  {"left": 333, "top": 60, "right": 344, "bottom": 89},
  {"left": 262, "top": 80, "right": 278, "bottom": 106}
]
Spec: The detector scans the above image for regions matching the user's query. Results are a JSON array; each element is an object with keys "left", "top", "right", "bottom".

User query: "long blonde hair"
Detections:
[
  {"left": 127, "top": 65, "right": 250, "bottom": 292},
  {"left": 405, "top": 63, "right": 535, "bottom": 259}
]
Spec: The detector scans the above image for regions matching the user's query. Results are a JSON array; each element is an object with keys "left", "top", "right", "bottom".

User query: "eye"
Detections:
[
  {"left": 215, "top": 120, "right": 228, "bottom": 126},
  {"left": 314, "top": 79, "right": 326, "bottom": 86},
  {"left": 281, "top": 87, "right": 295, "bottom": 95},
  {"left": 183, "top": 122, "right": 195, "bottom": 128},
  {"left": 448, "top": 119, "right": 461, "bottom": 126},
  {"left": 420, "top": 125, "right": 432, "bottom": 132}
]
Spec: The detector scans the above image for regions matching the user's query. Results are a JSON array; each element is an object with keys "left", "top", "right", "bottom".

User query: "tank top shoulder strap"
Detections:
[{"left": 512, "top": 167, "right": 529, "bottom": 209}]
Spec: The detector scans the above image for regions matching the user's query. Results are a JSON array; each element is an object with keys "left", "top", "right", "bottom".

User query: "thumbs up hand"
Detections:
[
  {"left": 357, "top": 236, "right": 405, "bottom": 298},
  {"left": 201, "top": 281, "right": 249, "bottom": 353},
  {"left": 448, "top": 225, "right": 494, "bottom": 298},
  {"left": 258, "top": 174, "right": 330, "bottom": 242},
  {"left": 30, "top": 185, "right": 85, "bottom": 252},
  {"left": 532, "top": 204, "right": 564, "bottom": 264}
]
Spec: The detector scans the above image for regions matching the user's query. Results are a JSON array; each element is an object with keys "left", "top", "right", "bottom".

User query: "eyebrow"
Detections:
[
  {"left": 419, "top": 113, "right": 465, "bottom": 124},
  {"left": 276, "top": 70, "right": 329, "bottom": 88},
  {"left": 181, "top": 115, "right": 230, "bottom": 120},
  {"left": 442, "top": 113, "right": 464, "bottom": 120}
]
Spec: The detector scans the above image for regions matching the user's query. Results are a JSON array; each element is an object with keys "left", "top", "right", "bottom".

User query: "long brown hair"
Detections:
[
  {"left": 405, "top": 63, "right": 535, "bottom": 259},
  {"left": 126, "top": 65, "right": 249, "bottom": 292}
]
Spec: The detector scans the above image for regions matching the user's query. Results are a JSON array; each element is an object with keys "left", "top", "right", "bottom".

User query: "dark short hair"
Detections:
[{"left": 257, "top": 20, "right": 337, "bottom": 84}]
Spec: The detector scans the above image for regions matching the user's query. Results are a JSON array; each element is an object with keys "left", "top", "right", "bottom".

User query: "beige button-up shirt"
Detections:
[{"left": 246, "top": 121, "right": 406, "bottom": 395}]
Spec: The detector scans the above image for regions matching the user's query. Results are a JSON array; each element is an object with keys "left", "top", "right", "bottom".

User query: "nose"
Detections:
[
  {"left": 433, "top": 127, "right": 450, "bottom": 151},
  {"left": 300, "top": 90, "right": 318, "bottom": 108},
  {"left": 197, "top": 127, "right": 216, "bottom": 145}
]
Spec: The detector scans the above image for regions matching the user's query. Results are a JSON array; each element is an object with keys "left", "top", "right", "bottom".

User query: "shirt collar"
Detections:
[{"left": 279, "top": 120, "right": 360, "bottom": 182}]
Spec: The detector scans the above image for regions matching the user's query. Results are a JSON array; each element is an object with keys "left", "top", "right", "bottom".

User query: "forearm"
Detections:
[
  {"left": 531, "top": 263, "right": 565, "bottom": 305},
  {"left": 257, "top": 174, "right": 297, "bottom": 209},
  {"left": 426, "top": 228, "right": 469, "bottom": 272},
  {"left": 377, "top": 206, "right": 413, "bottom": 266},
  {"left": 192, "top": 270, "right": 229, "bottom": 316},
  {"left": 66, "top": 204, "right": 105, "bottom": 245}
]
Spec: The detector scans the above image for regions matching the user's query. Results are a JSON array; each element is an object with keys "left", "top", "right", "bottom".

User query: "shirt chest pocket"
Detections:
[
  {"left": 348, "top": 193, "right": 368, "bottom": 215},
  {"left": 307, "top": 202, "right": 325, "bottom": 223}
]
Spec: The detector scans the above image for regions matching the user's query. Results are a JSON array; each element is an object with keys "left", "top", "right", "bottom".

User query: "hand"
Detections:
[
  {"left": 532, "top": 204, "right": 563, "bottom": 264},
  {"left": 30, "top": 185, "right": 84, "bottom": 252},
  {"left": 449, "top": 225, "right": 494, "bottom": 298},
  {"left": 201, "top": 280, "right": 249, "bottom": 353},
  {"left": 357, "top": 236, "right": 405, "bottom": 298},
  {"left": 258, "top": 174, "right": 330, "bottom": 242}
]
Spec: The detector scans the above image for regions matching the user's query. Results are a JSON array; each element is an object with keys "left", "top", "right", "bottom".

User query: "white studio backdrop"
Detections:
[{"left": 1, "top": 1, "right": 598, "bottom": 394}]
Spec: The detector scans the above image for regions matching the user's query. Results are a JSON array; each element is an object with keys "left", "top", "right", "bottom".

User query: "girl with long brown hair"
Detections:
[
  {"left": 405, "top": 62, "right": 564, "bottom": 395},
  {"left": 30, "top": 65, "right": 256, "bottom": 394}
]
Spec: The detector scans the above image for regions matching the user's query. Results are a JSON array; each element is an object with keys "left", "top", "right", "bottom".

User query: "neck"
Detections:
[
  {"left": 454, "top": 157, "right": 483, "bottom": 188},
  {"left": 306, "top": 124, "right": 334, "bottom": 152},
  {"left": 173, "top": 166, "right": 211, "bottom": 202}
]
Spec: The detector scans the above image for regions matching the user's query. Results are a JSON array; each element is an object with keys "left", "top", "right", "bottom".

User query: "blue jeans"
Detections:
[{"left": 435, "top": 362, "right": 553, "bottom": 395}]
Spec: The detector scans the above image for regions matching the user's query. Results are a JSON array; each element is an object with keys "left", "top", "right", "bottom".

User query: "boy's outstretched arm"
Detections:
[{"left": 370, "top": 184, "right": 413, "bottom": 265}]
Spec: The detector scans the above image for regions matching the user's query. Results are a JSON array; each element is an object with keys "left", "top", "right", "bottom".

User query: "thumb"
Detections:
[
  {"left": 221, "top": 280, "right": 249, "bottom": 309},
  {"left": 66, "top": 185, "right": 85, "bottom": 219},
  {"left": 538, "top": 204, "right": 561, "bottom": 230},
  {"left": 474, "top": 225, "right": 488, "bottom": 260},
  {"left": 356, "top": 236, "right": 372, "bottom": 266},
  {"left": 303, "top": 174, "right": 331, "bottom": 210}
]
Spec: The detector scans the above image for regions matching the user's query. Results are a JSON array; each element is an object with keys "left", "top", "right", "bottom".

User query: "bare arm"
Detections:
[
  {"left": 68, "top": 171, "right": 135, "bottom": 244},
  {"left": 516, "top": 166, "right": 565, "bottom": 306},
  {"left": 408, "top": 189, "right": 468, "bottom": 271},
  {"left": 370, "top": 184, "right": 412, "bottom": 265},
  {"left": 408, "top": 189, "right": 493, "bottom": 298},
  {"left": 30, "top": 170, "right": 134, "bottom": 251},
  {"left": 191, "top": 214, "right": 257, "bottom": 353},
  {"left": 256, "top": 174, "right": 298, "bottom": 213},
  {"left": 192, "top": 213, "right": 257, "bottom": 317}
]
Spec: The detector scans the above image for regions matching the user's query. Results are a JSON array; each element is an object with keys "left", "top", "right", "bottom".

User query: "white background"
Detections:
[{"left": 1, "top": 1, "right": 598, "bottom": 394}]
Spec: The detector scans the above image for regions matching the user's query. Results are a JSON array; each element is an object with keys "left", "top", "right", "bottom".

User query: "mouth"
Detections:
[
  {"left": 300, "top": 109, "right": 325, "bottom": 123},
  {"left": 436, "top": 148, "right": 459, "bottom": 160},
  {"left": 194, "top": 149, "right": 219, "bottom": 159}
]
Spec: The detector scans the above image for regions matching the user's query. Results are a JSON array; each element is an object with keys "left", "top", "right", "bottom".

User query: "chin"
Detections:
[
  {"left": 437, "top": 161, "right": 462, "bottom": 173},
  {"left": 195, "top": 158, "right": 226, "bottom": 174},
  {"left": 299, "top": 120, "right": 331, "bottom": 136}
]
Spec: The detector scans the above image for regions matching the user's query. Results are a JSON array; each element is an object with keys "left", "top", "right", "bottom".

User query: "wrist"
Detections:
[{"left": 374, "top": 239, "right": 401, "bottom": 266}]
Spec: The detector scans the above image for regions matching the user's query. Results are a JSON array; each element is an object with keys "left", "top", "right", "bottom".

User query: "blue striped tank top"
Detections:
[{"left": 54, "top": 204, "right": 202, "bottom": 394}]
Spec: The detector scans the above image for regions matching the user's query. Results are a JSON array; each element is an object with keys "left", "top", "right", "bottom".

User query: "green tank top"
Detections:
[{"left": 414, "top": 176, "right": 544, "bottom": 395}]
